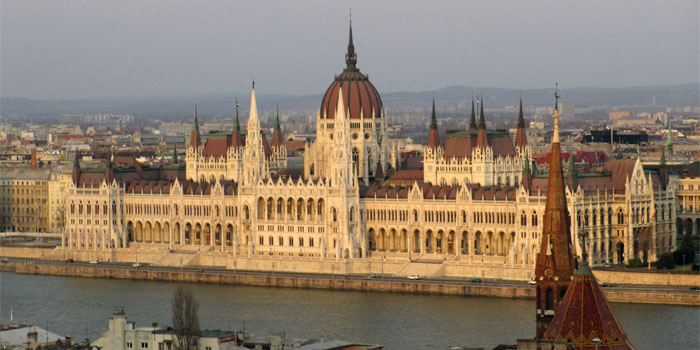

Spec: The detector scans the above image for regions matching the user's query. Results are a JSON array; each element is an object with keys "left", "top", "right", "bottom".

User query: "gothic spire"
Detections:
[
  {"left": 517, "top": 98, "right": 525, "bottom": 128},
  {"left": 430, "top": 94, "right": 437, "bottom": 129},
  {"left": 234, "top": 97, "right": 240, "bottom": 131},
  {"left": 275, "top": 103, "right": 281, "bottom": 130},
  {"left": 173, "top": 145, "right": 178, "bottom": 164},
  {"left": 478, "top": 97, "right": 485, "bottom": 128},
  {"left": 469, "top": 96, "right": 477, "bottom": 130},
  {"left": 534, "top": 92, "right": 576, "bottom": 339},
  {"left": 345, "top": 18, "right": 357, "bottom": 71},
  {"left": 190, "top": 105, "right": 201, "bottom": 150},
  {"left": 515, "top": 98, "right": 528, "bottom": 150},
  {"left": 428, "top": 95, "right": 440, "bottom": 149}
]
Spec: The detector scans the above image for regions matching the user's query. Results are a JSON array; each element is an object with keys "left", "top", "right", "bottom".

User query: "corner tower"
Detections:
[{"left": 535, "top": 90, "right": 577, "bottom": 339}]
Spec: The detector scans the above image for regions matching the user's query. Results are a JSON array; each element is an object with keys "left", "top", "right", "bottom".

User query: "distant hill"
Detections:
[{"left": 1, "top": 83, "right": 697, "bottom": 120}]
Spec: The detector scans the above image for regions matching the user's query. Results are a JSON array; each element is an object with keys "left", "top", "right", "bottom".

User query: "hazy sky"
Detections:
[{"left": 1, "top": 0, "right": 698, "bottom": 100}]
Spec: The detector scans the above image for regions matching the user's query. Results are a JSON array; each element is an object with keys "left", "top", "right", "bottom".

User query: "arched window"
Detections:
[
  {"left": 521, "top": 212, "right": 527, "bottom": 226},
  {"left": 332, "top": 207, "right": 337, "bottom": 222},
  {"left": 532, "top": 211, "right": 538, "bottom": 227}
]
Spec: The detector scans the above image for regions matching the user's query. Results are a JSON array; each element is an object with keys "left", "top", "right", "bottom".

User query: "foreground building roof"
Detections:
[{"left": 543, "top": 262, "right": 636, "bottom": 350}]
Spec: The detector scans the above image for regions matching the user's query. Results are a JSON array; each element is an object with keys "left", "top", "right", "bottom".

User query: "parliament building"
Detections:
[{"left": 60, "top": 24, "right": 677, "bottom": 271}]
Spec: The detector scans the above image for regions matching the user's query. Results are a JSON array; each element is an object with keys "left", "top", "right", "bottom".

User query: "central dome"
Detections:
[{"left": 320, "top": 24, "right": 383, "bottom": 120}]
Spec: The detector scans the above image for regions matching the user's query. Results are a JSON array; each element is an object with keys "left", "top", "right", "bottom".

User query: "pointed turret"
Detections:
[
  {"left": 173, "top": 145, "right": 178, "bottom": 164},
  {"left": 515, "top": 98, "right": 528, "bottom": 150},
  {"left": 246, "top": 83, "right": 262, "bottom": 147},
  {"left": 476, "top": 97, "right": 488, "bottom": 148},
  {"left": 469, "top": 97, "right": 477, "bottom": 131},
  {"left": 271, "top": 103, "right": 284, "bottom": 148},
  {"left": 375, "top": 159, "right": 384, "bottom": 182},
  {"left": 534, "top": 92, "right": 577, "bottom": 339},
  {"left": 543, "top": 258, "right": 636, "bottom": 349},
  {"left": 428, "top": 95, "right": 440, "bottom": 149},
  {"left": 231, "top": 98, "right": 244, "bottom": 148},
  {"left": 190, "top": 105, "right": 202, "bottom": 150}
]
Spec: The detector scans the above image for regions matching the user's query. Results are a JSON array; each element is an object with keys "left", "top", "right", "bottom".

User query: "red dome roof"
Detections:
[{"left": 320, "top": 24, "right": 383, "bottom": 120}]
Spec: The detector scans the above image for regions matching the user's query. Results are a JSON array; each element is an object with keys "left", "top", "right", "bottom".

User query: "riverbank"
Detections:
[{"left": 2, "top": 259, "right": 698, "bottom": 306}]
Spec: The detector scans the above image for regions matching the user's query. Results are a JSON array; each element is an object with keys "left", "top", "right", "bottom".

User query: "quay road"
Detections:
[{"left": 3, "top": 256, "right": 698, "bottom": 297}]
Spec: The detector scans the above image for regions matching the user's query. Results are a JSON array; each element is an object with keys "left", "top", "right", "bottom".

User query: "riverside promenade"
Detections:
[{"left": 1, "top": 255, "right": 698, "bottom": 306}]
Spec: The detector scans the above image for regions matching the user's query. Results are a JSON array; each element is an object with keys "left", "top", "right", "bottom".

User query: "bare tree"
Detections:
[{"left": 172, "top": 286, "right": 200, "bottom": 350}]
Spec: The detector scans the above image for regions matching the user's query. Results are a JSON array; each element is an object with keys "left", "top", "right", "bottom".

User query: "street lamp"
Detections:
[{"left": 592, "top": 337, "right": 601, "bottom": 350}]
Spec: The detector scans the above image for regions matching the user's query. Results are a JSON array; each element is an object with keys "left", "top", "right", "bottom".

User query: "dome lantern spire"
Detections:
[{"left": 345, "top": 16, "right": 357, "bottom": 71}]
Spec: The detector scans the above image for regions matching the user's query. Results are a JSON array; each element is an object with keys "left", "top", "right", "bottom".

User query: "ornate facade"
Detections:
[{"left": 59, "top": 24, "right": 677, "bottom": 272}]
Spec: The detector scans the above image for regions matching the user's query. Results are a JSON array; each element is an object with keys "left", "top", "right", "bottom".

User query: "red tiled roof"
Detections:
[
  {"left": 604, "top": 160, "right": 636, "bottom": 193},
  {"left": 203, "top": 135, "right": 231, "bottom": 158},
  {"left": 320, "top": 71, "right": 383, "bottom": 120},
  {"left": 385, "top": 170, "right": 423, "bottom": 186},
  {"left": 543, "top": 265, "right": 635, "bottom": 349}
]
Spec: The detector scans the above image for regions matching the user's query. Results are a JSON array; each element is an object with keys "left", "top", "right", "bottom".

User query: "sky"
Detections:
[{"left": 1, "top": 0, "right": 698, "bottom": 100}]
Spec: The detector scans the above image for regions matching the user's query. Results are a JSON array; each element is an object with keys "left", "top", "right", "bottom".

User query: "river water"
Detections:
[{"left": 0, "top": 272, "right": 697, "bottom": 350}]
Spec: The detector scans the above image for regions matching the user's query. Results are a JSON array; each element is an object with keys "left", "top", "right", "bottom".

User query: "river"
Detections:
[{"left": 0, "top": 272, "right": 697, "bottom": 350}]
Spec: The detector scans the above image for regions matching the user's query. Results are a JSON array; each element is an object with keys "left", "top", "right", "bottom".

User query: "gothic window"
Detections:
[
  {"left": 331, "top": 207, "right": 337, "bottom": 222},
  {"left": 532, "top": 211, "right": 538, "bottom": 227}
]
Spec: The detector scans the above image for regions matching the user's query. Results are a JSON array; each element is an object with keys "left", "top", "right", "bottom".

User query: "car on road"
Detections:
[
  {"left": 65, "top": 258, "right": 74, "bottom": 263},
  {"left": 0, "top": 257, "right": 8, "bottom": 263},
  {"left": 407, "top": 275, "right": 421, "bottom": 280},
  {"left": 132, "top": 262, "right": 142, "bottom": 267},
  {"left": 690, "top": 286, "right": 700, "bottom": 291},
  {"left": 364, "top": 273, "right": 376, "bottom": 279},
  {"left": 528, "top": 278, "right": 536, "bottom": 285},
  {"left": 89, "top": 260, "right": 99, "bottom": 265},
  {"left": 604, "top": 263, "right": 611, "bottom": 268},
  {"left": 601, "top": 282, "right": 614, "bottom": 288},
  {"left": 471, "top": 278, "right": 482, "bottom": 283}
]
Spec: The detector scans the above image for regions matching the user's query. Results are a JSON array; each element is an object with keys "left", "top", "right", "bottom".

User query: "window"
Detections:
[
  {"left": 127, "top": 343, "right": 133, "bottom": 349},
  {"left": 141, "top": 343, "right": 148, "bottom": 349},
  {"left": 289, "top": 237, "right": 294, "bottom": 246}
]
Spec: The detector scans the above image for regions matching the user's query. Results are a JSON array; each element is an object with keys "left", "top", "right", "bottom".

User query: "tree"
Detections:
[{"left": 172, "top": 286, "right": 200, "bottom": 350}]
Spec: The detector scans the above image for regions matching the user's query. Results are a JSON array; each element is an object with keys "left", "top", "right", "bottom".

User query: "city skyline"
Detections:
[{"left": 1, "top": 0, "right": 698, "bottom": 100}]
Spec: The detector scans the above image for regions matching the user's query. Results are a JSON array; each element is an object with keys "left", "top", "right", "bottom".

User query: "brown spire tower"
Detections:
[
  {"left": 534, "top": 88, "right": 577, "bottom": 339},
  {"left": 428, "top": 95, "right": 440, "bottom": 149}
]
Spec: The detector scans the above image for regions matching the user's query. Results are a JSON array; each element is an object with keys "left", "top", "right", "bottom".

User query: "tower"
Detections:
[
  {"left": 242, "top": 84, "right": 268, "bottom": 184},
  {"left": 468, "top": 97, "right": 477, "bottom": 131},
  {"left": 271, "top": 103, "right": 284, "bottom": 148},
  {"left": 428, "top": 96, "right": 440, "bottom": 149},
  {"left": 476, "top": 98, "right": 488, "bottom": 149},
  {"left": 515, "top": 98, "right": 527, "bottom": 152},
  {"left": 535, "top": 90, "right": 577, "bottom": 339}
]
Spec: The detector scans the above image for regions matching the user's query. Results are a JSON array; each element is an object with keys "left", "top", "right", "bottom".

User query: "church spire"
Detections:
[
  {"left": 534, "top": 88, "right": 577, "bottom": 339},
  {"left": 345, "top": 17, "right": 357, "bottom": 71},
  {"left": 469, "top": 96, "right": 477, "bottom": 131},
  {"left": 428, "top": 94, "right": 440, "bottom": 149},
  {"left": 173, "top": 145, "right": 178, "bottom": 164}
]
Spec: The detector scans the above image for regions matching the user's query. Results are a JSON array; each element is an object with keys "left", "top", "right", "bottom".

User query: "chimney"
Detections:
[
  {"left": 28, "top": 330, "right": 38, "bottom": 350},
  {"left": 31, "top": 150, "right": 37, "bottom": 169}
]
